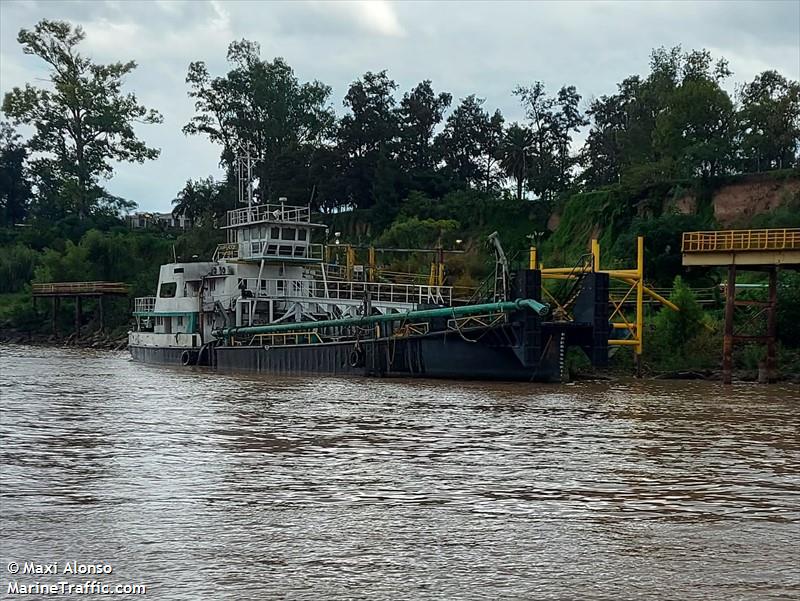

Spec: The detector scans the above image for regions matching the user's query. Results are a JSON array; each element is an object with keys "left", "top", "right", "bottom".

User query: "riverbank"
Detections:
[{"left": 0, "top": 328, "right": 128, "bottom": 351}]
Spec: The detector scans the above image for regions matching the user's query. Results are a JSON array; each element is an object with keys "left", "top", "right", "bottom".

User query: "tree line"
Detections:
[{"left": 1, "top": 19, "right": 799, "bottom": 229}]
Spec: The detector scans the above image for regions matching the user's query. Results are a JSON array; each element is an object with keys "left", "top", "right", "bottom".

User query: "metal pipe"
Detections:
[{"left": 215, "top": 298, "right": 549, "bottom": 338}]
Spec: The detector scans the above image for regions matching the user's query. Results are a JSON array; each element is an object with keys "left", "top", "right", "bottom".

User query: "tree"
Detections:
[
  {"left": 0, "top": 122, "right": 31, "bottom": 225},
  {"left": 172, "top": 177, "right": 231, "bottom": 226},
  {"left": 396, "top": 80, "right": 452, "bottom": 171},
  {"left": 185, "top": 40, "right": 334, "bottom": 202},
  {"left": 737, "top": 70, "right": 800, "bottom": 171},
  {"left": 513, "top": 82, "right": 585, "bottom": 201},
  {"left": 654, "top": 77, "right": 734, "bottom": 177},
  {"left": 2, "top": 19, "right": 162, "bottom": 219},
  {"left": 338, "top": 70, "right": 400, "bottom": 209},
  {"left": 498, "top": 123, "right": 533, "bottom": 200},
  {"left": 435, "top": 95, "right": 504, "bottom": 190},
  {"left": 583, "top": 46, "right": 736, "bottom": 184},
  {"left": 653, "top": 49, "right": 735, "bottom": 177}
]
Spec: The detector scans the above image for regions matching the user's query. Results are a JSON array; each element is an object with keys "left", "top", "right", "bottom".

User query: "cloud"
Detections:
[{"left": 0, "top": 0, "right": 797, "bottom": 211}]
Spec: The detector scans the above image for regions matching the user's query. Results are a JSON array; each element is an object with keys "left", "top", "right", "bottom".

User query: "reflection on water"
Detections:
[{"left": 1, "top": 344, "right": 798, "bottom": 599}]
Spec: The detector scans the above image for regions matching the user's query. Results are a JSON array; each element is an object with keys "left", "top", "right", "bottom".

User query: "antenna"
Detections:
[{"left": 236, "top": 143, "right": 256, "bottom": 209}]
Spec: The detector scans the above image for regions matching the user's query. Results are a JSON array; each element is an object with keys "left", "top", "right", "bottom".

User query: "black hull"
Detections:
[
  {"left": 215, "top": 329, "right": 550, "bottom": 381},
  {"left": 131, "top": 326, "right": 562, "bottom": 382},
  {"left": 129, "top": 345, "right": 190, "bottom": 366}
]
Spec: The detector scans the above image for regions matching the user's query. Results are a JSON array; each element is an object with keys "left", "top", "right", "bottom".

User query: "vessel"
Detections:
[{"left": 129, "top": 157, "right": 611, "bottom": 382}]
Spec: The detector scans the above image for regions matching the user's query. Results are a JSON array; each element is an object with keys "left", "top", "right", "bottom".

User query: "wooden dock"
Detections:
[{"left": 32, "top": 281, "right": 131, "bottom": 337}]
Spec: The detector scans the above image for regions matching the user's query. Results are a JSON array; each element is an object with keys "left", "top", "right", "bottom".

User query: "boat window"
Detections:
[
  {"left": 271, "top": 227, "right": 280, "bottom": 239},
  {"left": 279, "top": 245, "right": 292, "bottom": 256},
  {"left": 173, "top": 267, "right": 184, "bottom": 273},
  {"left": 159, "top": 282, "right": 177, "bottom": 298},
  {"left": 251, "top": 241, "right": 262, "bottom": 255},
  {"left": 177, "top": 316, "right": 184, "bottom": 327},
  {"left": 293, "top": 246, "right": 304, "bottom": 257},
  {"left": 297, "top": 229, "right": 307, "bottom": 241},
  {"left": 281, "top": 228, "right": 295, "bottom": 241}
]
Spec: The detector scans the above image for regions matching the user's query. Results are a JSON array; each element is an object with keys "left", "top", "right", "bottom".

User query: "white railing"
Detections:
[
  {"left": 134, "top": 297, "right": 156, "bottom": 313},
  {"left": 238, "top": 278, "right": 452, "bottom": 306},
  {"left": 226, "top": 204, "right": 311, "bottom": 227}
]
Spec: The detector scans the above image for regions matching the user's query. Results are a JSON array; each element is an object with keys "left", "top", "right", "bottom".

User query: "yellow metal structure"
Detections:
[
  {"left": 346, "top": 244, "right": 355, "bottom": 280},
  {"left": 248, "top": 332, "right": 323, "bottom": 346},
  {"left": 682, "top": 228, "right": 800, "bottom": 252},
  {"left": 540, "top": 236, "right": 678, "bottom": 362},
  {"left": 682, "top": 228, "right": 800, "bottom": 266},
  {"left": 368, "top": 246, "right": 376, "bottom": 282}
]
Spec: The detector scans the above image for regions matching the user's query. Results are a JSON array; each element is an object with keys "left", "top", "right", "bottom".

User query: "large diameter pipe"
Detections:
[{"left": 215, "top": 298, "right": 549, "bottom": 338}]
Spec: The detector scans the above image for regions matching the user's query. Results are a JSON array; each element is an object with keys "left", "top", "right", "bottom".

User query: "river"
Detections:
[{"left": 1, "top": 344, "right": 798, "bottom": 599}]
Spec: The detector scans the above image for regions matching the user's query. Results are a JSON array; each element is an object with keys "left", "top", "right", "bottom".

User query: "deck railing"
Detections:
[
  {"left": 238, "top": 278, "right": 452, "bottom": 306},
  {"left": 226, "top": 203, "right": 311, "bottom": 227},
  {"left": 134, "top": 296, "right": 156, "bottom": 313},
  {"left": 682, "top": 228, "right": 800, "bottom": 253}
]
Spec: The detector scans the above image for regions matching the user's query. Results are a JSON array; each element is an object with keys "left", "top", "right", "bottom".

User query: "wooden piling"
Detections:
[
  {"left": 722, "top": 265, "right": 736, "bottom": 385},
  {"left": 74, "top": 296, "right": 82, "bottom": 339},
  {"left": 766, "top": 267, "right": 778, "bottom": 383}
]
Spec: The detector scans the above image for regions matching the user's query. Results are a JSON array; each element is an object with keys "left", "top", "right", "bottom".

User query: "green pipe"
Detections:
[{"left": 215, "top": 298, "right": 549, "bottom": 338}]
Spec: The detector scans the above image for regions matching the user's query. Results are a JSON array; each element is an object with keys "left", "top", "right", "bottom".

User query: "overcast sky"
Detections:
[{"left": 1, "top": 0, "right": 798, "bottom": 213}]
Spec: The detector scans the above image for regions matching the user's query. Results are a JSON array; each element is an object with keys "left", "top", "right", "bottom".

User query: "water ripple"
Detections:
[{"left": 1, "top": 344, "right": 798, "bottom": 600}]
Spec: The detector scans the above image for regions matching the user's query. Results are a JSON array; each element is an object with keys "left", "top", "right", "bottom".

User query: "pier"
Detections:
[
  {"left": 32, "top": 282, "right": 131, "bottom": 338},
  {"left": 682, "top": 228, "right": 800, "bottom": 384}
]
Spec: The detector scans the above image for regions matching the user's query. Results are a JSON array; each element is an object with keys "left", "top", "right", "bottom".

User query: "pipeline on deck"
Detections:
[{"left": 214, "top": 298, "right": 549, "bottom": 340}]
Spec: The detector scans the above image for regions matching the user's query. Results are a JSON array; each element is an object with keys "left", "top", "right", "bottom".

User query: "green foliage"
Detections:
[
  {"left": 777, "top": 271, "right": 800, "bottom": 347},
  {"left": 737, "top": 70, "right": 800, "bottom": 171},
  {"left": 646, "top": 277, "right": 721, "bottom": 371},
  {"left": 172, "top": 177, "right": 233, "bottom": 226},
  {"left": 185, "top": 41, "right": 334, "bottom": 204},
  {"left": 32, "top": 228, "right": 172, "bottom": 296},
  {"left": 0, "top": 244, "right": 39, "bottom": 292},
  {"left": 610, "top": 213, "right": 711, "bottom": 286},
  {"left": 513, "top": 82, "right": 587, "bottom": 201},
  {"left": 2, "top": 20, "right": 161, "bottom": 219},
  {"left": 0, "top": 122, "right": 31, "bottom": 225},
  {"left": 435, "top": 94, "right": 504, "bottom": 191},
  {"left": 377, "top": 217, "right": 460, "bottom": 249}
]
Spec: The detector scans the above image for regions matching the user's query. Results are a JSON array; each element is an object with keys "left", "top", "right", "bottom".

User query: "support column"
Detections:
[
  {"left": 634, "top": 236, "right": 644, "bottom": 378},
  {"left": 722, "top": 265, "right": 736, "bottom": 385},
  {"left": 766, "top": 267, "right": 778, "bottom": 383},
  {"left": 74, "top": 296, "right": 82, "bottom": 339},
  {"left": 51, "top": 297, "right": 59, "bottom": 335}
]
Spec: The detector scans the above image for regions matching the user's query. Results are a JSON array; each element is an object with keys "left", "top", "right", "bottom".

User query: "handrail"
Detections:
[
  {"left": 682, "top": 228, "right": 800, "bottom": 253},
  {"left": 226, "top": 203, "right": 310, "bottom": 227},
  {"left": 238, "top": 277, "right": 453, "bottom": 306},
  {"left": 32, "top": 282, "right": 130, "bottom": 295},
  {"left": 134, "top": 296, "right": 157, "bottom": 313}
]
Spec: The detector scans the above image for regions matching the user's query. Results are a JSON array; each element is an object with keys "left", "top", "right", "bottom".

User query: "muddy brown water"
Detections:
[{"left": 1, "top": 344, "right": 798, "bottom": 599}]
